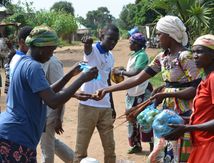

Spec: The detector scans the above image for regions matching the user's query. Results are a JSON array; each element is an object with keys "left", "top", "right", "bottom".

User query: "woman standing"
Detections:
[
  {"left": 165, "top": 34, "right": 214, "bottom": 163},
  {"left": 113, "top": 33, "right": 153, "bottom": 153},
  {"left": 97, "top": 15, "right": 201, "bottom": 162}
]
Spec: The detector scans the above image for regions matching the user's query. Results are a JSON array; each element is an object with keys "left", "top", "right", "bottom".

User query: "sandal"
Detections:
[{"left": 127, "top": 145, "right": 142, "bottom": 154}]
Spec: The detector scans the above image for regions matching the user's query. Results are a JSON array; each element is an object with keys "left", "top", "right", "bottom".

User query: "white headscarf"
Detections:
[{"left": 156, "top": 15, "right": 188, "bottom": 46}]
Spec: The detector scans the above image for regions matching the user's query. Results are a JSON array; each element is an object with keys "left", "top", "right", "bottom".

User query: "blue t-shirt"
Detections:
[{"left": 0, "top": 55, "right": 50, "bottom": 149}]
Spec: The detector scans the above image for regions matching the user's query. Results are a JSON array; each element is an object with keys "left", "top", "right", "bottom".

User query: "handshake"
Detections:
[{"left": 74, "top": 89, "right": 107, "bottom": 102}]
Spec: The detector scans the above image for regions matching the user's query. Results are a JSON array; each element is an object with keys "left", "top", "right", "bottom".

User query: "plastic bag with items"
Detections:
[
  {"left": 152, "top": 109, "right": 184, "bottom": 138},
  {"left": 136, "top": 103, "right": 159, "bottom": 133},
  {"left": 79, "top": 62, "right": 101, "bottom": 80}
]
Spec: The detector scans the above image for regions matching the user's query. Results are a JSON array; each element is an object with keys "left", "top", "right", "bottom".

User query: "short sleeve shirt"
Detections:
[
  {"left": 42, "top": 56, "right": 64, "bottom": 124},
  {"left": 147, "top": 50, "right": 201, "bottom": 113},
  {"left": 190, "top": 72, "right": 214, "bottom": 145},
  {"left": 132, "top": 49, "right": 149, "bottom": 70},
  {"left": 148, "top": 50, "right": 200, "bottom": 83},
  {"left": 0, "top": 55, "right": 50, "bottom": 149},
  {"left": 80, "top": 42, "right": 114, "bottom": 108}
]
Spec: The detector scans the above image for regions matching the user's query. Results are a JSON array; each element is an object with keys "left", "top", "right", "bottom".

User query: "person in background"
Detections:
[
  {"left": 0, "top": 26, "right": 98, "bottom": 162},
  {"left": 0, "top": 33, "right": 10, "bottom": 67},
  {"left": 128, "top": 27, "right": 139, "bottom": 38},
  {"left": 74, "top": 24, "right": 119, "bottom": 163},
  {"left": 112, "top": 33, "right": 153, "bottom": 154},
  {"left": 40, "top": 55, "right": 74, "bottom": 163},
  {"left": 3, "top": 26, "right": 85, "bottom": 163},
  {"left": 96, "top": 15, "right": 201, "bottom": 163},
  {"left": 164, "top": 34, "right": 214, "bottom": 163},
  {"left": 4, "top": 26, "right": 32, "bottom": 94}
]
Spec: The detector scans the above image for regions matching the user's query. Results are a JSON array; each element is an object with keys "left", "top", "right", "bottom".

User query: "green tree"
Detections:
[
  {"left": 3, "top": 1, "right": 35, "bottom": 26},
  {"left": 0, "top": 0, "right": 11, "bottom": 6},
  {"left": 34, "top": 11, "right": 77, "bottom": 38},
  {"left": 150, "top": 0, "right": 213, "bottom": 42},
  {"left": 80, "top": 7, "right": 115, "bottom": 33},
  {"left": 50, "top": 1, "right": 74, "bottom": 16},
  {"left": 118, "top": 4, "right": 136, "bottom": 30},
  {"left": 118, "top": 1, "right": 165, "bottom": 30},
  {"left": 3, "top": 1, "right": 77, "bottom": 44}
]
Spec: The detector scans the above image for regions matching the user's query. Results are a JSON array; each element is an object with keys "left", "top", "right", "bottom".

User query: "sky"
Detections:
[{"left": 11, "top": 0, "right": 135, "bottom": 18}]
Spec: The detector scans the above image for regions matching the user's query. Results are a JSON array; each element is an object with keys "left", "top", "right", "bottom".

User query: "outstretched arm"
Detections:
[
  {"left": 50, "top": 62, "right": 83, "bottom": 92},
  {"left": 109, "top": 70, "right": 151, "bottom": 92},
  {"left": 165, "top": 119, "right": 214, "bottom": 140},
  {"left": 151, "top": 86, "right": 196, "bottom": 106},
  {"left": 99, "top": 70, "right": 152, "bottom": 98},
  {"left": 39, "top": 67, "right": 98, "bottom": 109},
  {"left": 113, "top": 67, "right": 141, "bottom": 78},
  {"left": 188, "top": 120, "right": 214, "bottom": 132}
]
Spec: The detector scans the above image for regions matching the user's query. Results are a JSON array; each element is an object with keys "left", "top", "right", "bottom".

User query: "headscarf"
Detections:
[
  {"left": 156, "top": 15, "right": 188, "bottom": 46},
  {"left": 25, "top": 26, "right": 59, "bottom": 47},
  {"left": 193, "top": 34, "right": 214, "bottom": 50},
  {"left": 129, "top": 33, "right": 146, "bottom": 46},
  {"left": 128, "top": 27, "right": 139, "bottom": 36}
]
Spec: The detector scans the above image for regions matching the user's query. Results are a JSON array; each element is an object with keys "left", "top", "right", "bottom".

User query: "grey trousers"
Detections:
[{"left": 40, "top": 122, "right": 74, "bottom": 163}]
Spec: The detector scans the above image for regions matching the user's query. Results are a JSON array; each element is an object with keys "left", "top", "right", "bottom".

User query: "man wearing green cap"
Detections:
[{"left": 0, "top": 25, "right": 98, "bottom": 162}]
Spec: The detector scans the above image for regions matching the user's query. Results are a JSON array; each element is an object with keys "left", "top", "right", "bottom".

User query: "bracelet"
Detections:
[{"left": 120, "top": 70, "right": 124, "bottom": 76}]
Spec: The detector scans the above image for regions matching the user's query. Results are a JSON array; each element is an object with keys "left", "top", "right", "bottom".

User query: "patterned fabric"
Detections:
[
  {"left": 0, "top": 138, "right": 37, "bottom": 163},
  {"left": 164, "top": 133, "right": 192, "bottom": 163},
  {"left": 4, "top": 63, "right": 10, "bottom": 94},
  {"left": 129, "top": 33, "right": 146, "bottom": 46},
  {"left": 25, "top": 26, "right": 58, "bottom": 47},
  {"left": 148, "top": 50, "right": 201, "bottom": 114},
  {"left": 4, "top": 50, "right": 26, "bottom": 94},
  {"left": 156, "top": 15, "right": 188, "bottom": 46},
  {"left": 147, "top": 50, "right": 199, "bottom": 163},
  {"left": 193, "top": 34, "right": 214, "bottom": 50},
  {"left": 179, "top": 133, "right": 192, "bottom": 162}
]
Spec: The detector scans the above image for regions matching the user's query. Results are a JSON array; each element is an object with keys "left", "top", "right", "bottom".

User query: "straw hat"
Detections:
[{"left": 80, "top": 157, "right": 99, "bottom": 163}]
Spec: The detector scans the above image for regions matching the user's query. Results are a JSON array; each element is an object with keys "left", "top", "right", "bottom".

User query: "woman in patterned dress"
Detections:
[{"left": 97, "top": 15, "right": 201, "bottom": 162}]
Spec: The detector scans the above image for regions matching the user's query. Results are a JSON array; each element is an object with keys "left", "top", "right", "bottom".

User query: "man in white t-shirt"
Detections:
[{"left": 74, "top": 25, "right": 119, "bottom": 163}]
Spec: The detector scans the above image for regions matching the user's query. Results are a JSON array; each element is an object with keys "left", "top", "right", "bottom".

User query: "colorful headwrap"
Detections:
[
  {"left": 193, "top": 34, "right": 214, "bottom": 50},
  {"left": 129, "top": 33, "right": 146, "bottom": 46},
  {"left": 25, "top": 26, "right": 59, "bottom": 47},
  {"left": 156, "top": 15, "right": 188, "bottom": 46}
]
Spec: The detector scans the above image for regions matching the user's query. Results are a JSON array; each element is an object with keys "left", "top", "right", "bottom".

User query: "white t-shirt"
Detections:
[{"left": 80, "top": 42, "right": 114, "bottom": 108}]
